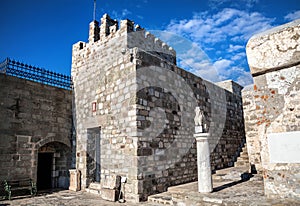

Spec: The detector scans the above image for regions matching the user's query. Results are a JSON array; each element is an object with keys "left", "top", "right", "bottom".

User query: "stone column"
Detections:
[
  {"left": 194, "top": 133, "right": 213, "bottom": 193},
  {"left": 69, "top": 169, "right": 81, "bottom": 191}
]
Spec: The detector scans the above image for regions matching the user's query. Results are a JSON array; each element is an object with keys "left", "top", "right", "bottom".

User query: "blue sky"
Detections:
[{"left": 0, "top": 0, "right": 299, "bottom": 86}]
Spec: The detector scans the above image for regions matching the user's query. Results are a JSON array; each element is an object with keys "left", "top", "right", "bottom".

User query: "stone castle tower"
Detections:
[{"left": 72, "top": 14, "right": 245, "bottom": 202}]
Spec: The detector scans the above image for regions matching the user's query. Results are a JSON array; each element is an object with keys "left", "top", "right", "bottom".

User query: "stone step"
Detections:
[
  {"left": 148, "top": 193, "right": 173, "bottom": 205},
  {"left": 242, "top": 146, "right": 248, "bottom": 151},
  {"left": 237, "top": 156, "right": 249, "bottom": 161},
  {"left": 86, "top": 188, "right": 101, "bottom": 195},
  {"left": 89, "top": 182, "right": 101, "bottom": 190},
  {"left": 214, "top": 166, "right": 250, "bottom": 181},
  {"left": 86, "top": 182, "right": 101, "bottom": 195},
  {"left": 215, "top": 166, "right": 249, "bottom": 175},
  {"left": 236, "top": 157, "right": 250, "bottom": 163},
  {"left": 240, "top": 149, "right": 248, "bottom": 155},
  {"left": 234, "top": 161, "right": 250, "bottom": 167},
  {"left": 239, "top": 153, "right": 249, "bottom": 158}
]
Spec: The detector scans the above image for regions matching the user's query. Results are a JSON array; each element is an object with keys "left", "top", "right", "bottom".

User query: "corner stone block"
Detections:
[
  {"left": 246, "top": 19, "right": 300, "bottom": 76},
  {"left": 102, "top": 174, "right": 121, "bottom": 189},
  {"left": 101, "top": 188, "right": 119, "bottom": 202}
]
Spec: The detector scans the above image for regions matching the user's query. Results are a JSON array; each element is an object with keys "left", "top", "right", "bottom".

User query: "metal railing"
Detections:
[{"left": 0, "top": 58, "right": 72, "bottom": 90}]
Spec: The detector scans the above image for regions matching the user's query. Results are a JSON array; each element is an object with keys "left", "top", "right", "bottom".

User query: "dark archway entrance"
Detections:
[
  {"left": 37, "top": 153, "right": 53, "bottom": 190},
  {"left": 36, "top": 141, "right": 71, "bottom": 191}
]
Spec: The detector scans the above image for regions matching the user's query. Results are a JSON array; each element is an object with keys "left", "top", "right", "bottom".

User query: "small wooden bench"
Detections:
[{"left": 3, "top": 179, "right": 37, "bottom": 200}]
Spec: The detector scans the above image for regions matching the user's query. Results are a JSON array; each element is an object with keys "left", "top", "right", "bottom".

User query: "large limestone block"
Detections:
[
  {"left": 101, "top": 188, "right": 119, "bottom": 202},
  {"left": 246, "top": 19, "right": 300, "bottom": 76},
  {"left": 102, "top": 174, "right": 121, "bottom": 189},
  {"left": 69, "top": 169, "right": 81, "bottom": 191}
]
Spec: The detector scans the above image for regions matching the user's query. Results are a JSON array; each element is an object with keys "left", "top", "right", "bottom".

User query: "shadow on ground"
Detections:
[{"left": 213, "top": 172, "right": 254, "bottom": 192}]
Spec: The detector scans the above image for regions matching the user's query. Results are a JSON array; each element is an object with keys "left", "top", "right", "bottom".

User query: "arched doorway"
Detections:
[{"left": 37, "top": 142, "right": 71, "bottom": 190}]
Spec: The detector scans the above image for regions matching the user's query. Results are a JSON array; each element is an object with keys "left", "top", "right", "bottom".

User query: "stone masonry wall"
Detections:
[
  {"left": 245, "top": 19, "right": 300, "bottom": 199},
  {"left": 72, "top": 13, "right": 246, "bottom": 202},
  {"left": 134, "top": 49, "right": 245, "bottom": 200},
  {"left": 72, "top": 14, "right": 140, "bottom": 201},
  {"left": 0, "top": 74, "right": 72, "bottom": 188},
  {"left": 242, "top": 85, "right": 261, "bottom": 173}
]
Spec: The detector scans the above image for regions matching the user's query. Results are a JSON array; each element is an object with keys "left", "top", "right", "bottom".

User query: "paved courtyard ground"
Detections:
[
  {"left": 0, "top": 190, "right": 152, "bottom": 206},
  {"left": 1, "top": 179, "right": 299, "bottom": 206},
  {"left": 1, "top": 167, "right": 299, "bottom": 206}
]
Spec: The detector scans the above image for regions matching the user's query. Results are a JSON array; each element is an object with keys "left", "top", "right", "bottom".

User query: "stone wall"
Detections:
[
  {"left": 72, "top": 15, "right": 140, "bottom": 201},
  {"left": 242, "top": 85, "right": 261, "bottom": 173},
  {"left": 0, "top": 74, "right": 72, "bottom": 188},
  {"left": 244, "top": 19, "right": 300, "bottom": 199},
  {"left": 134, "top": 49, "right": 245, "bottom": 200},
  {"left": 72, "top": 13, "right": 246, "bottom": 202}
]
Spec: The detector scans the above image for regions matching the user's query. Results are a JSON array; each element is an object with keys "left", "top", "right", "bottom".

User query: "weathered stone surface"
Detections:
[
  {"left": 101, "top": 188, "right": 119, "bottom": 202},
  {"left": 246, "top": 19, "right": 300, "bottom": 76},
  {"left": 242, "top": 85, "right": 262, "bottom": 173},
  {"left": 102, "top": 174, "right": 121, "bottom": 189},
  {"left": 244, "top": 19, "right": 300, "bottom": 200},
  {"left": 0, "top": 74, "right": 73, "bottom": 188},
  {"left": 69, "top": 169, "right": 81, "bottom": 191}
]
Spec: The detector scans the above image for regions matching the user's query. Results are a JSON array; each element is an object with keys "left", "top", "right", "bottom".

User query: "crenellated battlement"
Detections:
[{"left": 74, "top": 13, "right": 176, "bottom": 64}]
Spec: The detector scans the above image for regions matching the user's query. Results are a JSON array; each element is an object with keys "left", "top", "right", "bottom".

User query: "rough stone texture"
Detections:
[
  {"left": 102, "top": 175, "right": 121, "bottom": 189},
  {"left": 134, "top": 49, "right": 246, "bottom": 201},
  {"left": 246, "top": 19, "right": 300, "bottom": 76},
  {"left": 242, "top": 85, "right": 262, "bottom": 173},
  {"left": 0, "top": 74, "right": 73, "bottom": 188},
  {"left": 244, "top": 19, "right": 300, "bottom": 200},
  {"left": 69, "top": 169, "right": 81, "bottom": 191},
  {"left": 72, "top": 13, "right": 246, "bottom": 202},
  {"left": 101, "top": 188, "right": 119, "bottom": 202}
]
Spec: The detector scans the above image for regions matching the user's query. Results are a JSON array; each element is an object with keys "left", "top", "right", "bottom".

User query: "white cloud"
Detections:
[
  {"left": 284, "top": 10, "right": 300, "bottom": 21},
  {"left": 137, "top": 15, "right": 144, "bottom": 20},
  {"left": 177, "top": 43, "right": 222, "bottom": 82},
  {"left": 213, "top": 59, "right": 232, "bottom": 71},
  {"left": 166, "top": 8, "right": 274, "bottom": 44},
  {"left": 236, "top": 71, "right": 253, "bottom": 86},
  {"left": 121, "top": 9, "right": 131, "bottom": 17},
  {"left": 151, "top": 30, "right": 215, "bottom": 80},
  {"left": 228, "top": 44, "right": 244, "bottom": 52},
  {"left": 231, "top": 52, "right": 246, "bottom": 61},
  {"left": 111, "top": 9, "right": 132, "bottom": 21},
  {"left": 208, "top": 0, "right": 259, "bottom": 9},
  {"left": 155, "top": 32, "right": 251, "bottom": 85},
  {"left": 164, "top": 8, "right": 274, "bottom": 86}
]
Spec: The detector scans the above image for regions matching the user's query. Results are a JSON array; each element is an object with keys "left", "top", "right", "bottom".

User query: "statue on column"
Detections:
[{"left": 194, "top": 107, "right": 206, "bottom": 133}]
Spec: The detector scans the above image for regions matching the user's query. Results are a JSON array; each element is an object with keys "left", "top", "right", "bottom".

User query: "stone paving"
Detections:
[
  {"left": 1, "top": 166, "right": 299, "bottom": 206},
  {"left": 149, "top": 177, "right": 300, "bottom": 206},
  {"left": 1, "top": 176, "right": 299, "bottom": 206},
  {"left": 0, "top": 190, "right": 153, "bottom": 206}
]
